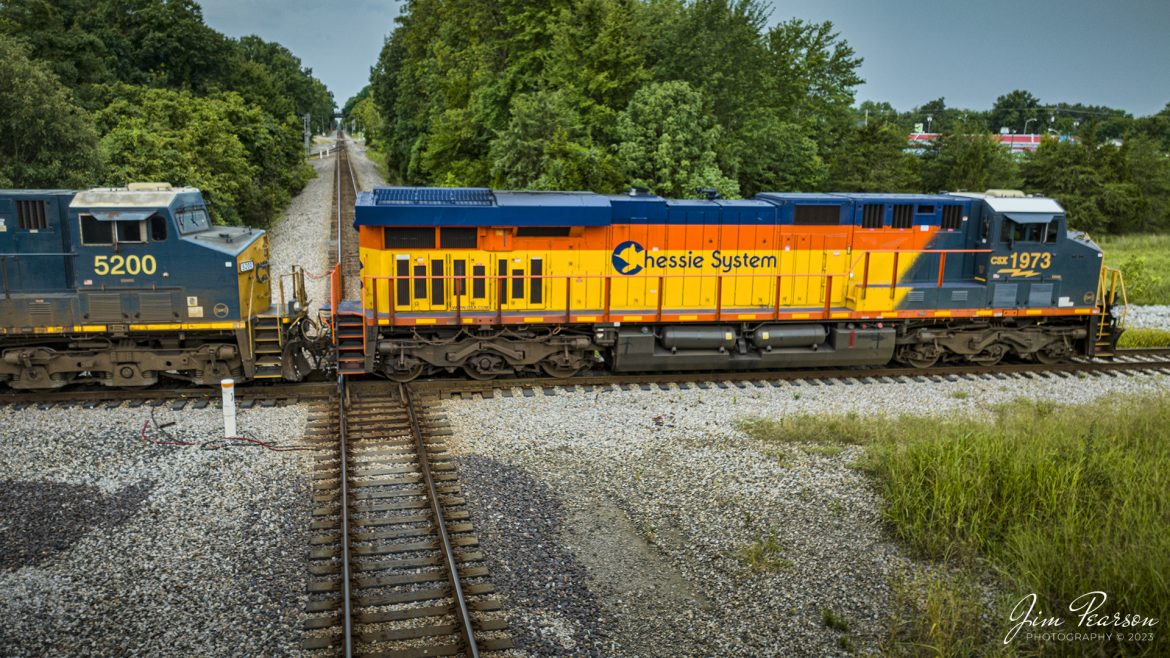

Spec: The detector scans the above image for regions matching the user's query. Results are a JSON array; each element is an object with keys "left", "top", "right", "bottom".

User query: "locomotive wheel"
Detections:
[
  {"left": 905, "top": 354, "right": 939, "bottom": 369},
  {"left": 898, "top": 346, "right": 940, "bottom": 369},
  {"left": 463, "top": 352, "right": 508, "bottom": 380},
  {"left": 967, "top": 344, "right": 1007, "bottom": 366},
  {"left": 540, "top": 360, "right": 581, "bottom": 379},
  {"left": 385, "top": 363, "right": 424, "bottom": 383},
  {"left": 1032, "top": 349, "right": 1066, "bottom": 365},
  {"left": 464, "top": 365, "right": 500, "bottom": 380}
]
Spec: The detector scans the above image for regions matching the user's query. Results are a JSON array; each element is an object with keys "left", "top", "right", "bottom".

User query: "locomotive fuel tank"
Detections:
[{"left": 749, "top": 324, "right": 827, "bottom": 350}]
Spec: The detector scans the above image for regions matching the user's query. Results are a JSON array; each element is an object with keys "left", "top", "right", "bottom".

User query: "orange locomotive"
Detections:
[{"left": 325, "top": 187, "right": 1125, "bottom": 381}]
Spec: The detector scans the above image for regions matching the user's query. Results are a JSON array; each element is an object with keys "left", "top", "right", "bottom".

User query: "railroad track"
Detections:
[
  {"left": 412, "top": 347, "right": 1170, "bottom": 400},
  {"left": 336, "top": 133, "right": 361, "bottom": 299},
  {"left": 302, "top": 378, "right": 512, "bottom": 657},
  {"left": 0, "top": 381, "right": 335, "bottom": 409}
]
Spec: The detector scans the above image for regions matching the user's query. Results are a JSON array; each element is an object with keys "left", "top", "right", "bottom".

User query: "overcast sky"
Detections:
[{"left": 199, "top": 0, "right": 1170, "bottom": 116}]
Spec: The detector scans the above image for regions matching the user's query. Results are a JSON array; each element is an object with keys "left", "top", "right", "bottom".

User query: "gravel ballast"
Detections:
[
  {"left": 444, "top": 371, "right": 1170, "bottom": 656},
  {"left": 266, "top": 155, "right": 336, "bottom": 314},
  {"left": 1124, "top": 304, "right": 1170, "bottom": 331},
  {"left": 0, "top": 404, "right": 316, "bottom": 657},
  {"left": 348, "top": 137, "right": 388, "bottom": 191}
]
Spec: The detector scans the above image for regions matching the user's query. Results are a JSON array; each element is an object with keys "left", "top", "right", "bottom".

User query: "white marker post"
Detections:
[{"left": 221, "top": 378, "right": 237, "bottom": 438}]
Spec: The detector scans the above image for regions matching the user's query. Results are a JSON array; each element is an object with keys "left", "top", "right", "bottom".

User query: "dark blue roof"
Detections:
[
  {"left": 354, "top": 188, "right": 973, "bottom": 227},
  {"left": 356, "top": 188, "right": 613, "bottom": 227}
]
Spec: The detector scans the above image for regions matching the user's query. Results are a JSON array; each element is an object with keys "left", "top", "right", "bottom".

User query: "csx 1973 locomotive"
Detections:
[
  {"left": 0, "top": 184, "right": 312, "bottom": 389},
  {"left": 329, "top": 187, "right": 1125, "bottom": 381}
]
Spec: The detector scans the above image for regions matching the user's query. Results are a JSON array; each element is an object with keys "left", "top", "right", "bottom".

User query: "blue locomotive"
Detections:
[{"left": 0, "top": 184, "right": 312, "bottom": 389}]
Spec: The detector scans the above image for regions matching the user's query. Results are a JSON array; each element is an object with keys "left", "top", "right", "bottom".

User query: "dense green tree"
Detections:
[
  {"left": 1133, "top": 102, "right": 1170, "bottom": 152},
  {"left": 0, "top": 34, "right": 101, "bottom": 188},
  {"left": 764, "top": 19, "right": 862, "bottom": 128},
  {"left": 0, "top": 0, "right": 110, "bottom": 89},
  {"left": 235, "top": 36, "right": 334, "bottom": 130},
  {"left": 989, "top": 89, "right": 1043, "bottom": 134},
  {"left": 489, "top": 90, "right": 622, "bottom": 191},
  {"left": 1021, "top": 137, "right": 1108, "bottom": 232},
  {"left": 827, "top": 123, "right": 919, "bottom": 192},
  {"left": 544, "top": 0, "right": 649, "bottom": 144},
  {"left": 615, "top": 81, "right": 738, "bottom": 198},
  {"left": 920, "top": 127, "right": 1020, "bottom": 193}
]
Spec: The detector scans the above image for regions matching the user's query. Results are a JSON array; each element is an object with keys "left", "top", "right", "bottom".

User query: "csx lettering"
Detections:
[
  {"left": 991, "top": 256, "right": 1009, "bottom": 265},
  {"left": 93, "top": 255, "right": 157, "bottom": 276}
]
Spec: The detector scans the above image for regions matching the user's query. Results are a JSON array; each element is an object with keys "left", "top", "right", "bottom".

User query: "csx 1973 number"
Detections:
[
  {"left": 990, "top": 251, "right": 1053, "bottom": 269},
  {"left": 94, "top": 255, "right": 157, "bottom": 276}
]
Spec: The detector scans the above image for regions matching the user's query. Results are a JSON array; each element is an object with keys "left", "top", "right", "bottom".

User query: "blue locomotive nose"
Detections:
[{"left": 0, "top": 183, "right": 309, "bottom": 389}]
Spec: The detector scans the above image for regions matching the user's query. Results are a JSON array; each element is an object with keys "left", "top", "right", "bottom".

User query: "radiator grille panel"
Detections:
[
  {"left": 993, "top": 284, "right": 1018, "bottom": 307},
  {"left": 137, "top": 292, "right": 176, "bottom": 322},
  {"left": 86, "top": 293, "right": 124, "bottom": 322},
  {"left": 29, "top": 302, "right": 53, "bottom": 325},
  {"left": 1028, "top": 283, "right": 1055, "bottom": 307}
]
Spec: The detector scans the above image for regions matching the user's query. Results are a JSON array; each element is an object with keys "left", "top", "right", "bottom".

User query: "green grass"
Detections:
[
  {"left": 738, "top": 529, "right": 792, "bottom": 574},
  {"left": 736, "top": 413, "right": 870, "bottom": 445},
  {"left": 1097, "top": 233, "right": 1170, "bottom": 305},
  {"left": 803, "top": 444, "right": 845, "bottom": 457},
  {"left": 883, "top": 570, "right": 994, "bottom": 657},
  {"left": 1117, "top": 327, "right": 1170, "bottom": 347},
  {"left": 741, "top": 394, "right": 1170, "bottom": 655},
  {"left": 822, "top": 607, "right": 851, "bottom": 632}
]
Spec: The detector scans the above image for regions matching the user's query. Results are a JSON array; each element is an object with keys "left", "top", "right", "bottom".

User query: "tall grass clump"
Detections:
[
  {"left": 1117, "top": 327, "right": 1170, "bottom": 348},
  {"left": 863, "top": 394, "right": 1170, "bottom": 655}
]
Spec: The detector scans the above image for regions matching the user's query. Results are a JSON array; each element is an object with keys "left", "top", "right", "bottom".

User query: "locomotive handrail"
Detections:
[
  {"left": 845, "top": 246, "right": 995, "bottom": 301},
  {"left": 356, "top": 243, "right": 1020, "bottom": 327}
]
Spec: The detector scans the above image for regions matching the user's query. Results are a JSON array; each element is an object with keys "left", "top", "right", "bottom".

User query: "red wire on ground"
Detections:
[{"left": 223, "top": 434, "right": 316, "bottom": 452}]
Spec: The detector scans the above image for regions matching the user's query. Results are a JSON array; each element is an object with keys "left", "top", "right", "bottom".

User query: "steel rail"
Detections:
[
  {"left": 401, "top": 383, "right": 480, "bottom": 658},
  {"left": 410, "top": 352, "right": 1170, "bottom": 399},
  {"left": 337, "top": 378, "right": 354, "bottom": 657},
  {"left": 336, "top": 131, "right": 345, "bottom": 265}
]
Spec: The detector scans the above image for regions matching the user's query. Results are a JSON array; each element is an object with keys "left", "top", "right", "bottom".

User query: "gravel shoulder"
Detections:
[
  {"left": 1124, "top": 304, "right": 1170, "bottom": 330},
  {"left": 267, "top": 156, "right": 336, "bottom": 315},
  {"left": 443, "top": 371, "right": 1170, "bottom": 656},
  {"left": 0, "top": 404, "right": 316, "bottom": 657},
  {"left": 348, "top": 137, "right": 388, "bottom": 191}
]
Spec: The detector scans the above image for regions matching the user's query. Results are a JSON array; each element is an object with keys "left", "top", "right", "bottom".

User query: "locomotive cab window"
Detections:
[
  {"left": 116, "top": 220, "right": 144, "bottom": 243},
  {"left": 175, "top": 206, "right": 211, "bottom": 234},
  {"left": 81, "top": 214, "right": 113, "bottom": 245},
  {"left": 150, "top": 214, "right": 168, "bottom": 241},
  {"left": 1045, "top": 219, "right": 1060, "bottom": 244}
]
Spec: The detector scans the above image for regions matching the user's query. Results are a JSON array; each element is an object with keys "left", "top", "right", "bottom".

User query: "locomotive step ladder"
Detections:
[
  {"left": 251, "top": 315, "right": 285, "bottom": 379},
  {"left": 1093, "top": 266, "right": 1127, "bottom": 356},
  {"left": 333, "top": 300, "right": 368, "bottom": 375}
]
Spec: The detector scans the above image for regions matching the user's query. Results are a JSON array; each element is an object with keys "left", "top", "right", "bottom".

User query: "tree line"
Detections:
[
  {"left": 349, "top": 0, "right": 1170, "bottom": 235},
  {"left": 0, "top": 0, "right": 334, "bottom": 227}
]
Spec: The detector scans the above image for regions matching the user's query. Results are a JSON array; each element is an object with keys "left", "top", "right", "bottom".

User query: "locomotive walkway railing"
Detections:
[{"left": 344, "top": 246, "right": 1012, "bottom": 325}]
